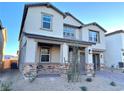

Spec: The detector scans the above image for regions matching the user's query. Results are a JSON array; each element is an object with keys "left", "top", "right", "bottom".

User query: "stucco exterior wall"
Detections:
[
  {"left": 24, "top": 6, "right": 64, "bottom": 38},
  {"left": 64, "top": 16, "right": 82, "bottom": 27},
  {"left": 120, "top": 34, "right": 124, "bottom": 62},
  {"left": 20, "top": 35, "right": 27, "bottom": 48},
  {"left": 60, "top": 43, "right": 69, "bottom": 63},
  {"left": 50, "top": 46, "right": 60, "bottom": 63},
  {"left": 25, "top": 38, "right": 37, "bottom": 63},
  {"left": 81, "top": 25, "right": 106, "bottom": 50},
  {"left": 36, "top": 46, "right": 40, "bottom": 63},
  {"left": 19, "top": 35, "right": 27, "bottom": 64},
  {"left": 75, "top": 28, "right": 82, "bottom": 40},
  {"left": 105, "top": 34, "right": 122, "bottom": 67}
]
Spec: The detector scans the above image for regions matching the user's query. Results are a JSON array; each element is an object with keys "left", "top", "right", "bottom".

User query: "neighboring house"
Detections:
[
  {"left": 105, "top": 30, "right": 124, "bottom": 68},
  {"left": 0, "top": 20, "right": 7, "bottom": 70},
  {"left": 18, "top": 3, "right": 107, "bottom": 78}
]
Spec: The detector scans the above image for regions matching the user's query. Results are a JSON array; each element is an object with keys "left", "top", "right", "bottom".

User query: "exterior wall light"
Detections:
[{"left": 89, "top": 49, "right": 92, "bottom": 54}]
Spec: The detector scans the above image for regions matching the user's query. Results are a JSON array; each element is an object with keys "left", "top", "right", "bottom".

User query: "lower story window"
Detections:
[{"left": 41, "top": 48, "right": 50, "bottom": 63}]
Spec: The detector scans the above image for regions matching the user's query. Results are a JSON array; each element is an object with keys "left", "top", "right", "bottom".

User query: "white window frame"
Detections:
[
  {"left": 40, "top": 47, "right": 50, "bottom": 63},
  {"left": 63, "top": 26, "right": 75, "bottom": 39},
  {"left": 89, "top": 30, "right": 100, "bottom": 43},
  {"left": 41, "top": 13, "right": 53, "bottom": 31}
]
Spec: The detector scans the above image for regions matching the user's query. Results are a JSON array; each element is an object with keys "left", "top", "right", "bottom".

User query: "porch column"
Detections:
[
  {"left": 60, "top": 43, "right": 69, "bottom": 63},
  {"left": 23, "top": 39, "right": 37, "bottom": 79},
  {"left": 100, "top": 53, "right": 105, "bottom": 70},
  {"left": 85, "top": 46, "right": 94, "bottom": 76}
]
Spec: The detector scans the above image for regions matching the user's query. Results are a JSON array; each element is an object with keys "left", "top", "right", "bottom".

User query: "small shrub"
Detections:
[
  {"left": 86, "top": 78, "right": 92, "bottom": 82},
  {"left": 80, "top": 86, "right": 87, "bottom": 91},
  {"left": 26, "top": 71, "right": 37, "bottom": 83},
  {"left": 67, "top": 73, "right": 71, "bottom": 82},
  {"left": 28, "top": 74, "right": 37, "bottom": 83},
  {"left": 0, "top": 81, "right": 12, "bottom": 91},
  {"left": 67, "top": 70, "right": 73, "bottom": 82},
  {"left": 110, "top": 81, "right": 116, "bottom": 86}
]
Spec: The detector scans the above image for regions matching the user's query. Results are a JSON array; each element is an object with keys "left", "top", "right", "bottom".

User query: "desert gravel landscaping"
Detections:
[{"left": 0, "top": 69, "right": 124, "bottom": 91}]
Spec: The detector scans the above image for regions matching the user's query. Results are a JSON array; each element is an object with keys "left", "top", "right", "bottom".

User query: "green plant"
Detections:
[
  {"left": 67, "top": 71, "right": 72, "bottom": 82},
  {"left": 66, "top": 46, "right": 81, "bottom": 82},
  {"left": 86, "top": 78, "right": 92, "bottom": 82},
  {"left": 28, "top": 72, "right": 37, "bottom": 83},
  {"left": 110, "top": 81, "right": 116, "bottom": 86},
  {"left": 0, "top": 81, "right": 12, "bottom": 91},
  {"left": 80, "top": 86, "right": 87, "bottom": 91}
]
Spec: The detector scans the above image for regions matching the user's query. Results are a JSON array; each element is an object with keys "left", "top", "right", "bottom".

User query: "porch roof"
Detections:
[{"left": 23, "top": 32, "right": 95, "bottom": 46}]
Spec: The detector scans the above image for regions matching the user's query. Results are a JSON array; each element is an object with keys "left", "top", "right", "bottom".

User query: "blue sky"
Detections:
[{"left": 0, "top": 2, "right": 124, "bottom": 55}]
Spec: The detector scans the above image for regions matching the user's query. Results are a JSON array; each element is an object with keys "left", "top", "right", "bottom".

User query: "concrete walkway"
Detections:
[{"left": 96, "top": 70, "right": 124, "bottom": 85}]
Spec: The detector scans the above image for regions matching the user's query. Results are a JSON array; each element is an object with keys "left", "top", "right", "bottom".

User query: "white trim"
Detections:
[
  {"left": 40, "top": 47, "right": 51, "bottom": 63},
  {"left": 89, "top": 30, "right": 100, "bottom": 43},
  {"left": 41, "top": 13, "right": 53, "bottom": 31}
]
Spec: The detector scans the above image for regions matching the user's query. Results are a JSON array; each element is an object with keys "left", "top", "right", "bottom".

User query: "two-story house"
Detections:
[
  {"left": 105, "top": 30, "right": 124, "bottom": 68},
  {"left": 81, "top": 22, "right": 106, "bottom": 71},
  {"left": 18, "top": 3, "right": 107, "bottom": 78},
  {"left": 0, "top": 20, "right": 7, "bottom": 70}
]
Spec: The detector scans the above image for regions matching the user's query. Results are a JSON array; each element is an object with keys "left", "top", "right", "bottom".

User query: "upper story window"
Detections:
[
  {"left": 89, "top": 30, "right": 100, "bottom": 43},
  {"left": 42, "top": 14, "right": 52, "bottom": 30},
  {"left": 64, "top": 26, "right": 75, "bottom": 39}
]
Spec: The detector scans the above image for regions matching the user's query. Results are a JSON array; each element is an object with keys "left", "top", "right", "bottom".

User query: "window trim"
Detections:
[
  {"left": 89, "top": 29, "right": 100, "bottom": 43},
  {"left": 63, "top": 26, "right": 76, "bottom": 39},
  {"left": 41, "top": 13, "right": 53, "bottom": 31},
  {"left": 40, "top": 47, "right": 51, "bottom": 63}
]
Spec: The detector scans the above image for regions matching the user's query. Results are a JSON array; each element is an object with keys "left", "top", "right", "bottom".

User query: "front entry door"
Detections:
[
  {"left": 80, "top": 52, "right": 85, "bottom": 74},
  {"left": 93, "top": 54, "right": 100, "bottom": 71}
]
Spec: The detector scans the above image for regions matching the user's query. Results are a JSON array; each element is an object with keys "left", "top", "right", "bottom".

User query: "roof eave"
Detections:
[
  {"left": 19, "top": 3, "right": 66, "bottom": 41},
  {"left": 105, "top": 30, "right": 124, "bottom": 37},
  {"left": 83, "top": 22, "right": 107, "bottom": 33},
  {"left": 65, "top": 12, "right": 84, "bottom": 25},
  {"left": 23, "top": 32, "right": 95, "bottom": 45}
]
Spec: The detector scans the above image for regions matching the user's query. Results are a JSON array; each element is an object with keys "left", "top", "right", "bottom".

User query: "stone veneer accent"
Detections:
[
  {"left": 21, "top": 63, "right": 71, "bottom": 78},
  {"left": 22, "top": 63, "right": 37, "bottom": 79},
  {"left": 37, "top": 63, "right": 70, "bottom": 75},
  {"left": 85, "top": 63, "right": 94, "bottom": 76},
  {"left": 37, "top": 63, "right": 61, "bottom": 74},
  {"left": 100, "top": 63, "right": 105, "bottom": 70},
  {"left": 22, "top": 63, "right": 106, "bottom": 78}
]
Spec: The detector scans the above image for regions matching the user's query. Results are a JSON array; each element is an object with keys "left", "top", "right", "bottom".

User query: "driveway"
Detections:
[{"left": 96, "top": 70, "right": 124, "bottom": 85}]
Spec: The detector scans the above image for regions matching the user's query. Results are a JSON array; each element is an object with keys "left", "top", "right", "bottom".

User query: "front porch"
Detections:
[
  {"left": 31, "top": 41, "right": 95, "bottom": 77},
  {"left": 21, "top": 33, "right": 101, "bottom": 78}
]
